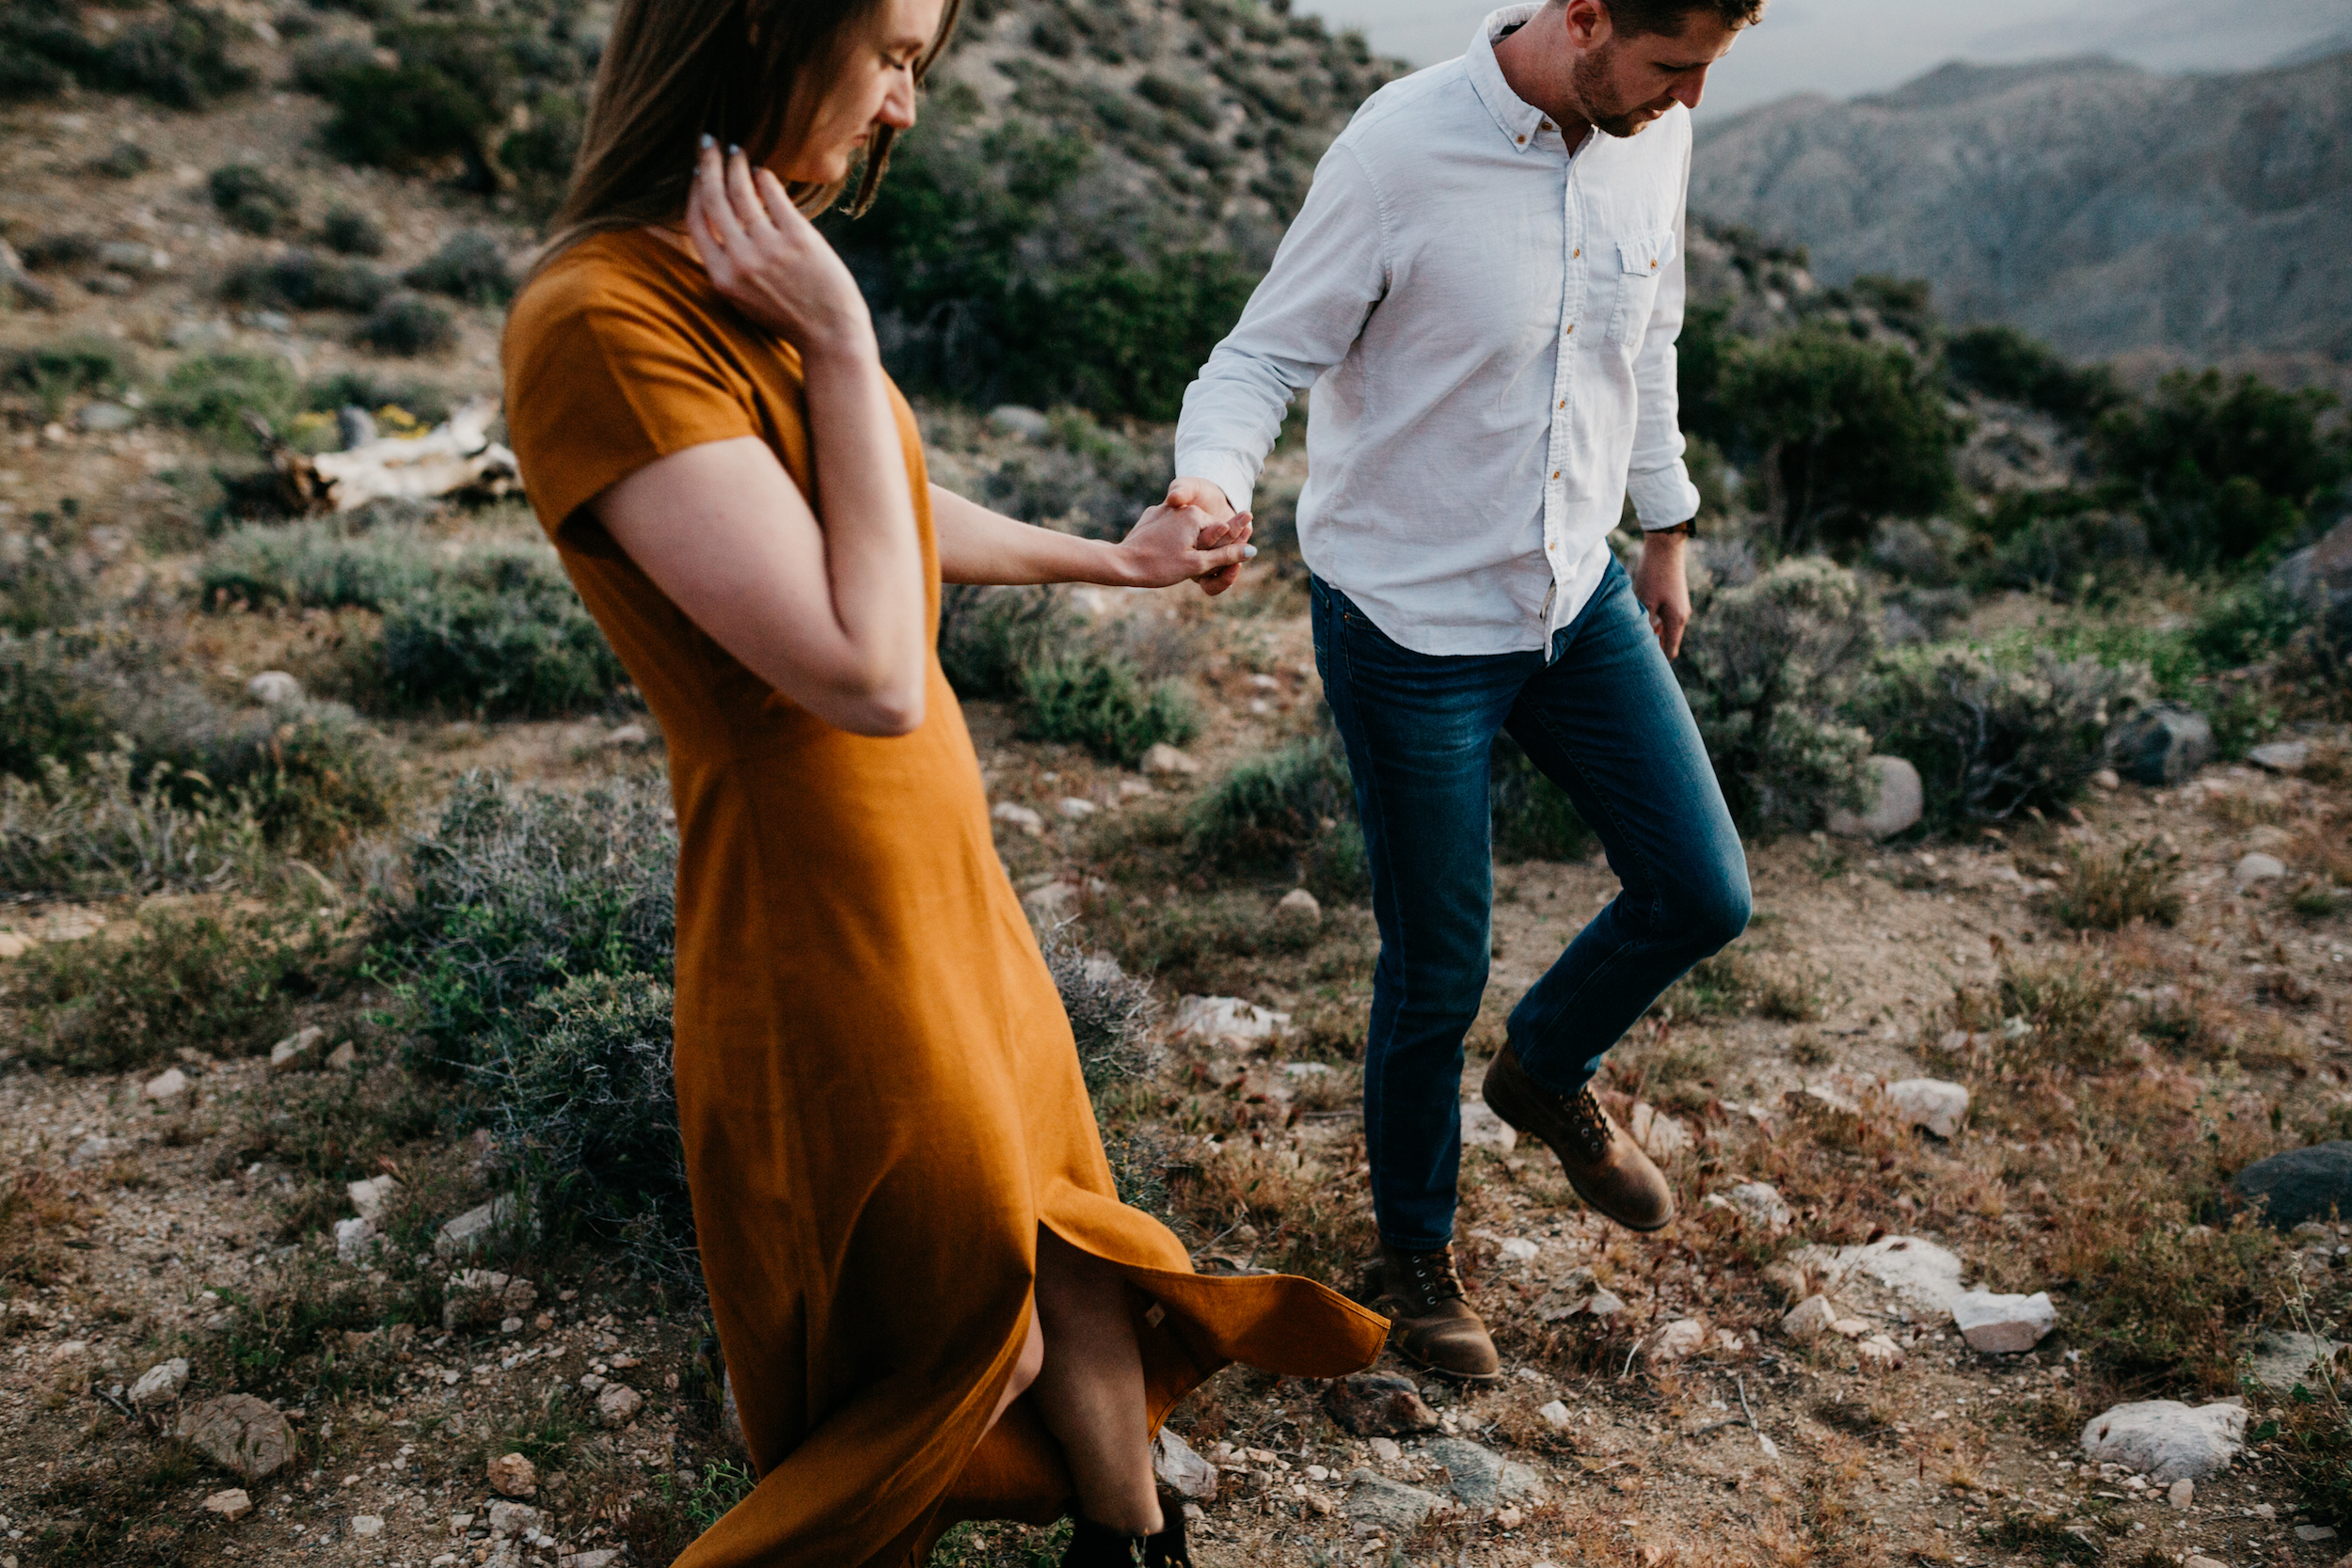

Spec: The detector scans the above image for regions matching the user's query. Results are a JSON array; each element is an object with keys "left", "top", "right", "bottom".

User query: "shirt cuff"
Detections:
[
  {"left": 1629, "top": 462, "right": 1701, "bottom": 529},
  {"left": 1170, "top": 451, "right": 1258, "bottom": 520}
]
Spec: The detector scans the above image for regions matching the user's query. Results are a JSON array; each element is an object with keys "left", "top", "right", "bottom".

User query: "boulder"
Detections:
[
  {"left": 1629, "top": 1101, "right": 1692, "bottom": 1162},
  {"left": 1275, "top": 887, "right": 1323, "bottom": 927},
  {"left": 245, "top": 671, "right": 303, "bottom": 707},
  {"left": 1423, "top": 1436, "right": 1546, "bottom": 1510},
  {"left": 1320, "top": 1372, "right": 1439, "bottom": 1436},
  {"left": 1141, "top": 743, "right": 1201, "bottom": 777},
  {"left": 1724, "top": 1181, "right": 1792, "bottom": 1230},
  {"left": 201, "top": 1488, "right": 252, "bottom": 1520},
  {"left": 1886, "top": 1078, "right": 1970, "bottom": 1140},
  {"left": 485, "top": 1451, "right": 537, "bottom": 1498},
  {"left": 2081, "top": 1400, "right": 2247, "bottom": 1481},
  {"left": 75, "top": 400, "right": 135, "bottom": 433},
  {"left": 1172, "top": 995, "right": 1291, "bottom": 1046},
  {"left": 2248, "top": 1330, "right": 2347, "bottom": 1390},
  {"left": 990, "top": 801, "right": 1044, "bottom": 836},
  {"left": 1781, "top": 1295, "right": 1839, "bottom": 1343},
  {"left": 143, "top": 1067, "right": 189, "bottom": 1102},
  {"left": 987, "top": 404, "right": 1050, "bottom": 440},
  {"left": 2249, "top": 741, "right": 2312, "bottom": 774},
  {"left": 350, "top": 1515, "right": 384, "bottom": 1538},
  {"left": 486, "top": 1499, "right": 541, "bottom": 1537},
  {"left": 2233, "top": 1142, "right": 2352, "bottom": 1228},
  {"left": 267, "top": 1025, "right": 325, "bottom": 1074},
  {"left": 1854, "top": 1335, "right": 1907, "bottom": 1371},
  {"left": 1537, "top": 1400, "right": 1571, "bottom": 1429},
  {"left": 176, "top": 1394, "right": 294, "bottom": 1481},
  {"left": 596, "top": 1383, "right": 644, "bottom": 1427},
  {"left": 1343, "top": 1470, "right": 1451, "bottom": 1536},
  {"left": 1828, "top": 754, "right": 1924, "bottom": 840},
  {"left": 1151, "top": 1428, "right": 1217, "bottom": 1502},
  {"left": 1643, "top": 1318, "right": 1708, "bottom": 1366},
  {"left": 325, "top": 1040, "right": 357, "bottom": 1069},
  {"left": 434, "top": 1196, "right": 524, "bottom": 1259},
  {"left": 2112, "top": 704, "right": 2212, "bottom": 786},
  {"left": 1949, "top": 1290, "right": 2057, "bottom": 1354},
  {"left": 2234, "top": 852, "right": 2287, "bottom": 883},
  {"left": 1794, "top": 1234, "right": 1965, "bottom": 1321},
  {"left": 347, "top": 1175, "right": 399, "bottom": 1221},
  {"left": 334, "top": 1215, "right": 377, "bottom": 1262},
  {"left": 130, "top": 1356, "right": 189, "bottom": 1405},
  {"left": 1459, "top": 1101, "right": 1518, "bottom": 1153}
]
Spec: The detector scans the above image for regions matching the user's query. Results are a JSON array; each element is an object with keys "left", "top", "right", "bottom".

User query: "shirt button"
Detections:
[
  {"left": 1573, "top": 247, "right": 1581, "bottom": 258},
  {"left": 1517, "top": 134, "right": 1526, "bottom": 144},
  {"left": 1540, "top": 120, "right": 1554, "bottom": 132},
  {"left": 1551, "top": 470, "right": 1560, "bottom": 480},
  {"left": 1557, "top": 399, "right": 1565, "bottom": 409}
]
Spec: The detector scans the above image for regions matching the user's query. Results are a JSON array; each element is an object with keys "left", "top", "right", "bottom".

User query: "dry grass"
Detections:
[{"left": 2046, "top": 836, "right": 2184, "bottom": 930}]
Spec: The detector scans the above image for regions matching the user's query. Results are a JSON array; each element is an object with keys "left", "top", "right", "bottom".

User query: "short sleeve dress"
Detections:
[{"left": 501, "top": 230, "right": 1386, "bottom": 1568}]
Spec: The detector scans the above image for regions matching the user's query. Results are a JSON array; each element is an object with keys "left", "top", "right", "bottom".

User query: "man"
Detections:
[{"left": 1163, "top": 0, "right": 1763, "bottom": 1381}]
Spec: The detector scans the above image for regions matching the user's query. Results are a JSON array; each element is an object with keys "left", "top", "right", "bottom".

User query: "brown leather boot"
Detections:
[
  {"left": 1374, "top": 1242, "right": 1500, "bottom": 1382},
  {"left": 1482, "top": 1043, "right": 1676, "bottom": 1232}
]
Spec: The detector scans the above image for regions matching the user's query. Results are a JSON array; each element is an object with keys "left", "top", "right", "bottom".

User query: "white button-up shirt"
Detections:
[{"left": 1173, "top": 3, "right": 1702, "bottom": 657}]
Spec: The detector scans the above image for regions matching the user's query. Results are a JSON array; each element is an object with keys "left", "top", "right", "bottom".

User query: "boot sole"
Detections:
[
  {"left": 1482, "top": 1072, "right": 1677, "bottom": 1233},
  {"left": 1387, "top": 1336, "right": 1503, "bottom": 1384}
]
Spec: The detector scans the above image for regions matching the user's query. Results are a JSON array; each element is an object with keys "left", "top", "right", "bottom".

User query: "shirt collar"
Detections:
[{"left": 1465, "top": 4, "right": 1551, "bottom": 154}]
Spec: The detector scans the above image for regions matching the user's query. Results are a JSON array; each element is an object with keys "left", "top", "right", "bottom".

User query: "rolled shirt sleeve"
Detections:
[{"left": 1174, "top": 144, "right": 1391, "bottom": 519}]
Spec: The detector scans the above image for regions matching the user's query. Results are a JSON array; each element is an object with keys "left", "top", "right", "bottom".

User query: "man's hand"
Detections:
[
  {"left": 1634, "top": 528, "right": 1692, "bottom": 658},
  {"left": 1116, "top": 500, "right": 1256, "bottom": 593},
  {"left": 1158, "top": 477, "right": 1252, "bottom": 595}
]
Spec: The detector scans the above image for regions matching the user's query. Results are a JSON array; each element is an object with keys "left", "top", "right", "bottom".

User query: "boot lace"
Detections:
[
  {"left": 1564, "top": 1086, "right": 1614, "bottom": 1164},
  {"left": 1405, "top": 1245, "right": 1467, "bottom": 1307}
]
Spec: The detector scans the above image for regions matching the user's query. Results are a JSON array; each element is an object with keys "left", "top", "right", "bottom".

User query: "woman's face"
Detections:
[{"left": 774, "top": 0, "right": 945, "bottom": 185}]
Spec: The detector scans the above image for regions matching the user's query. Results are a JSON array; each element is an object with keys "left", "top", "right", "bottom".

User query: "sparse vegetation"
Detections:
[
  {"left": 207, "top": 164, "right": 297, "bottom": 238},
  {"left": 356, "top": 290, "right": 460, "bottom": 356},
  {"left": 2048, "top": 837, "right": 2184, "bottom": 930}
]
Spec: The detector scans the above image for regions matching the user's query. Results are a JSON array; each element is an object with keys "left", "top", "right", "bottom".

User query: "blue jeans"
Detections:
[{"left": 1310, "top": 560, "right": 1751, "bottom": 1252}]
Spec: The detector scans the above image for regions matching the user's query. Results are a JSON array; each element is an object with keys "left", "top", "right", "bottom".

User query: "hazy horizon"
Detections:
[{"left": 1301, "top": 0, "right": 2352, "bottom": 119}]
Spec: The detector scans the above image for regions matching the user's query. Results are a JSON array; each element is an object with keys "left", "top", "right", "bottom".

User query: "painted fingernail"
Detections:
[
  {"left": 725, "top": 143, "right": 742, "bottom": 156},
  {"left": 699, "top": 133, "right": 714, "bottom": 150},
  {"left": 1243, "top": 546, "right": 1258, "bottom": 559}
]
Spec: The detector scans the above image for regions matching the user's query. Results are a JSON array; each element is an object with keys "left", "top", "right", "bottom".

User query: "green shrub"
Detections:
[
  {"left": 3, "top": 336, "right": 130, "bottom": 420},
  {"left": 222, "top": 250, "right": 392, "bottom": 313},
  {"left": 1677, "top": 556, "right": 1878, "bottom": 834},
  {"left": 2185, "top": 579, "right": 2310, "bottom": 672},
  {"left": 1185, "top": 736, "right": 1352, "bottom": 873},
  {"left": 0, "top": 632, "right": 112, "bottom": 776},
  {"left": 1, "top": 530, "right": 88, "bottom": 634},
  {"left": 13, "top": 898, "right": 336, "bottom": 1071},
  {"left": 937, "top": 584, "right": 1079, "bottom": 699},
  {"left": 208, "top": 164, "right": 297, "bottom": 237},
  {"left": 152, "top": 352, "right": 298, "bottom": 440},
  {"left": 402, "top": 230, "right": 515, "bottom": 306},
  {"left": 478, "top": 973, "right": 694, "bottom": 1287},
  {"left": 378, "top": 559, "right": 628, "bottom": 717},
  {"left": 0, "top": 742, "right": 267, "bottom": 897},
  {"left": 1015, "top": 652, "right": 1196, "bottom": 766},
  {"left": 355, "top": 292, "right": 458, "bottom": 356},
  {"left": 199, "top": 517, "right": 437, "bottom": 610},
  {"left": 141, "top": 699, "right": 401, "bottom": 859},
  {"left": 1945, "top": 324, "right": 2126, "bottom": 429},
  {"left": 1489, "top": 734, "right": 1594, "bottom": 863},
  {"left": 0, "top": 0, "right": 252, "bottom": 107},
  {"left": 2093, "top": 370, "right": 2348, "bottom": 565},
  {"left": 1037, "top": 925, "right": 1156, "bottom": 1095},
  {"left": 309, "top": 21, "right": 531, "bottom": 184},
  {"left": 320, "top": 204, "right": 387, "bottom": 258},
  {"left": 368, "top": 771, "right": 677, "bottom": 1069},
  {"left": 91, "top": 139, "right": 151, "bottom": 178},
  {"left": 1852, "top": 644, "right": 2150, "bottom": 830},
  {"left": 498, "top": 91, "right": 582, "bottom": 220},
  {"left": 2048, "top": 837, "right": 2184, "bottom": 931}
]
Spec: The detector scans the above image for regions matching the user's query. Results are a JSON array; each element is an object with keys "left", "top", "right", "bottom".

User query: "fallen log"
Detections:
[{"left": 247, "top": 398, "right": 521, "bottom": 513}]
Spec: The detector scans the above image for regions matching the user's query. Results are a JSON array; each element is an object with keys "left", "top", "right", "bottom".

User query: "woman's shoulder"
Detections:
[{"left": 506, "top": 230, "right": 708, "bottom": 356}]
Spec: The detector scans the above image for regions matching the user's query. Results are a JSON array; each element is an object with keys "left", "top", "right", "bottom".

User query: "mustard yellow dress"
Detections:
[{"left": 501, "top": 230, "right": 1385, "bottom": 1568}]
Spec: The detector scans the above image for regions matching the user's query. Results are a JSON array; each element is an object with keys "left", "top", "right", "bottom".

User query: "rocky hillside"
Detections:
[{"left": 1690, "top": 47, "right": 2352, "bottom": 371}]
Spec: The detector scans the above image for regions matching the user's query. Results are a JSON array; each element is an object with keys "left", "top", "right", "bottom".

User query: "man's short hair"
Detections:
[{"left": 1562, "top": 0, "right": 1766, "bottom": 38}]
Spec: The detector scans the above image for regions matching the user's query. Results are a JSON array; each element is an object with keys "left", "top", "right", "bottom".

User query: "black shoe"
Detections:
[{"left": 1060, "top": 1511, "right": 1192, "bottom": 1567}]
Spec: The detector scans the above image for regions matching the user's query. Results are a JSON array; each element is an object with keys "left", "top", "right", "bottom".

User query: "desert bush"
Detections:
[
  {"left": 152, "top": 351, "right": 299, "bottom": 440},
  {"left": 1489, "top": 734, "right": 1594, "bottom": 863},
  {"left": 2093, "top": 369, "right": 2347, "bottom": 565},
  {"left": 1945, "top": 324, "right": 2126, "bottom": 429},
  {"left": 402, "top": 230, "right": 515, "bottom": 305},
  {"left": 222, "top": 249, "right": 392, "bottom": 313},
  {"left": 0, "top": 527, "right": 88, "bottom": 634},
  {"left": 356, "top": 292, "right": 458, "bottom": 356},
  {"left": 208, "top": 163, "right": 297, "bottom": 237},
  {"left": 200, "top": 516, "right": 437, "bottom": 610},
  {"left": 2048, "top": 837, "right": 2185, "bottom": 931},
  {"left": 13, "top": 898, "right": 339, "bottom": 1071},
  {"left": 0, "top": 742, "right": 268, "bottom": 897},
  {"left": 1677, "top": 555, "right": 1878, "bottom": 833},
  {"left": 499, "top": 92, "right": 583, "bottom": 220},
  {"left": 478, "top": 972, "right": 695, "bottom": 1288},
  {"left": 1980, "top": 492, "right": 2153, "bottom": 600},
  {"left": 1184, "top": 735, "right": 1353, "bottom": 873},
  {"left": 0, "top": 0, "right": 252, "bottom": 107},
  {"left": 3, "top": 336, "right": 131, "bottom": 419},
  {"left": 320, "top": 204, "right": 387, "bottom": 257},
  {"left": 1852, "top": 644, "right": 2150, "bottom": 829},
  {"left": 1038, "top": 925, "right": 1157, "bottom": 1095},
  {"left": 90, "top": 138, "right": 151, "bottom": 177},
  {"left": 1015, "top": 652, "right": 1196, "bottom": 766},
  {"left": 378, "top": 557, "right": 628, "bottom": 716},
  {"left": 1943, "top": 957, "right": 2127, "bottom": 1074},
  {"left": 937, "top": 584, "right": 1080, "bottom": 698},
  {"left": 0, "top": 631, "right": 112, "bottom": 775},
  {"left": 369, "top": 770, "right": 678, "bottom": 1069}
]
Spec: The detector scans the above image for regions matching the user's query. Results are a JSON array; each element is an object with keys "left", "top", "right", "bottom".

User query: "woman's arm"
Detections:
[
  {"left": 932, "top": 483, "right": 1257, "bottom": 593},
  {"left": 590, "top": 144, "right": 928, "bottom": 736}
]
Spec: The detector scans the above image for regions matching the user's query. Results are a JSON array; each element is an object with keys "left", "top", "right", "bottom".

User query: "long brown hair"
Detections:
[{"left": 537, "top": 0, "right": 960, "bottom": 267}]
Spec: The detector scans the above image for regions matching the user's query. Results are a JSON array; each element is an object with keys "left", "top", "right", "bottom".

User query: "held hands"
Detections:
[
  {"left": 1633, "top": 528, "right": 1692, "bottom": 659},
  {"left": 1151, "top": 476, "right": 1251, "bottom": 595},
  {"left": 1118, "top": 499, "right": 1256, "bottom": 594},
  {"left": 685, "top": 138, "right": 874, "bottom": 362}
]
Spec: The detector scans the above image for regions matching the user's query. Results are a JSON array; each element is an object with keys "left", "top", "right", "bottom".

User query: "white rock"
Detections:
[
  {"left": 1369, "top": 1437, "right": 1402, "bottom": 1464},
  {"left": 1726, "top": 1181, "right": 1792, "bottom": 1229},
  {"left": 1629, "top": 1101, "right": 1692, "bottom": 1162},
  {"left": 1276, "top": 887, "right": 1323, "bottom": 925},
  {"left": 1057, "top": 797, "right": 1098, "bottom": 819},
  {"left": 1141, "top": 743, "right": 1200, "bottom": 776},
  {"left": 1643, "top": 1319, "right": 1708, "bottom": 1365},
  {"left": 1022, "top": 880, "right": 1080, "bottom": 918},
  {"left": 245, "top": 670, "right": 303, "bottom": 706},
  {"left": 2080, "top": 1401, "right": 2248, "bottom": 1481},
  {"left": 987, "top": 404, "right": 1050, "bottom": 439},
  {"left": 77, "top": 400, "right": 135, "bottom": 432},
  {"left": 2091, "top": 768, "right": 2122, "bottom": 791},
  {"left": 334, "top": 1215, "right": 377, "bottom": 1262},
  {"left": 268, "top": 1025, "right": 326, "bottom": 1074},
  {"left": 1949, "top": 1290, "right": 2057, "bottom": 1354},
  {"left": 1537, "top": 1400, "right": 1571, "bottom": 1429},
  {"left": 1886, "top": 1077, "right": 1970, "bottom": 1139},
  {"left": 1173, "top": 994, "right": 1291, "bottom": 1045},
  {"left": 601, "top": 721, "right": 650, "bottom": 749},
  {"left": 130, "top": 1357, "right": 189, "bottom": 1405},
  {"left": 991, "top": 800, "right": 1045, "bottom": 835},
  {"left": 326, "top": 1040, "right": 357, "bottom": 1069},
  {"left": 1794, "top": 1234, "right": 1966, "bottom": 1321},
  {"left": 1828, "top": 754, "right": 1925, "bottom": 839},
  {"left": 1781, "top": 1295, "right": 1839, "bottom": 1343},
  {"left": 2168, "top": 1478, "right": 2193, "bottom": 1509},
  {"left": 1459, "top": 1100, "right": 1518, "bottom": 1153},
  {"left": 1499, "top": 1237, "right": 1540, "bottom": 1262},
  {"left": 1152, "top": 1427, "right": 1218, "bottom": 1502},
  {"left": 1854, "top": 1335, "right": 1907, "bottom": 1371},
  {"left": 202, "top": 1488, "right": 253, "bottom": 1520},
  {"left": 143, "top": 1067, "right": 189, "bottom": 1101},
  {"left": 2235, "top": 852, "right": 2287, "bottom": 883},
  {"left": 66, "top": 1135, "right": 114, "bottom": 1167},
  {"left": 2249, "top": 741, "right": 2311, "bottom": 774},
  {"left": 486, "top": 1499, "right": 541, "bottom": 1536},
  {"left": 351, "top": 1515, "right": 384, "bottom": 1538},
  {"left": 1585, "top": 1288, "right": 1626, "bottom": 1316},
  {"left": 434, "top": 1196, "right": 524, "bottom": 1259},
  {"left": 596, "top": 1383, "right": 644, "bottom": 1427},
  {"left": 562, "top": 1550, "right": 623, "bottom": 1568},
  {"left": 347, "top": 1175, "right": 400, "bottom": 1221}
]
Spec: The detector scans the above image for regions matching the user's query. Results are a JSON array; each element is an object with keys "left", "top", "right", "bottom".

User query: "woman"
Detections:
[{"left": 500, "top": 0, "right": 1388, "bottom": 1562}]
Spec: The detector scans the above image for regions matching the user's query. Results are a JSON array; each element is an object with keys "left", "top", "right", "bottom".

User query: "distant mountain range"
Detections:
[{"left": 1689, "top": 47, "right": 2352, "bottom": 367}]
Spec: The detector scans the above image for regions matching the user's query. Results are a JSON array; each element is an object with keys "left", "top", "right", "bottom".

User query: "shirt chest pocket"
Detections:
[{"left": 1605, "top": 229, "right": 1677, "bottom": 346}]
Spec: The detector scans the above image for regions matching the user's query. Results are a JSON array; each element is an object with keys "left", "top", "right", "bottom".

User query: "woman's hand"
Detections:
[
  {"left": 685, "top": 139, "right": 874, "bottom": 361},
  {"left": 1117, "top": 501, "right": 1256, "bottom": 594}
]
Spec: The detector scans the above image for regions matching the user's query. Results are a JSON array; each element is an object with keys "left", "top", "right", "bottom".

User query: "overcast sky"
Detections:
[{"left": 1304, "top": 0, "right": 2352, "bottom": 119}]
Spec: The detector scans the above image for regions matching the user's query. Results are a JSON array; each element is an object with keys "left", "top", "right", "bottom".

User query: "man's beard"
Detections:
[{"left": 1571, "top": 42, "right": 1668, "bottom": 138}]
